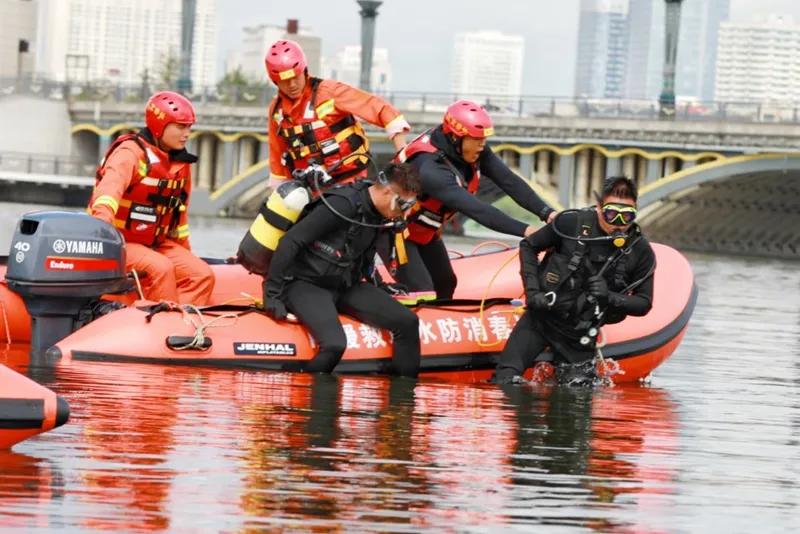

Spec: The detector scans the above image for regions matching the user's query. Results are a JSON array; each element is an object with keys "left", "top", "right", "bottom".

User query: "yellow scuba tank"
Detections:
[{"left": 236, "top": 180, "right": 311, "bottom": 275}]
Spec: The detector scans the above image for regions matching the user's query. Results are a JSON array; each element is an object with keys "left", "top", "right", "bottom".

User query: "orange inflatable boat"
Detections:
[
  {"left": 44, "top": 243, "right": 696, "bottom": 383},
  {"left": 0, "top": 364, "right": 70, "bottom": 449}
]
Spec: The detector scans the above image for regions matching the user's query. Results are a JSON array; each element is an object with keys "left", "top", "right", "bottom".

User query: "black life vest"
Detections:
[
  {"left": 291, "top": 182, "right": 379, "bottom": 289},
  {"left": 538, "top": 209, "right": 639, "bottom": 334}
]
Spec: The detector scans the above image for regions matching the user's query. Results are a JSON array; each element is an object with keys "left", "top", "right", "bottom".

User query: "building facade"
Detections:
[
  {"left": 575, "top": 0, "right": 628, "bottom": 98},
  {"left": 625, "top": 0, "right": 729, "bottom": 101},
  {"left": 34, "top": 0, "right": 217, "bottom": 87},
  {"left": 0, "top": 0, "right": 37, "bottom": 79},
  {"left": 715, "top": 15, "right": 800, "bottom": 102},
  {"left": 451, "top": 30, "right": 524, "bottom": 99},
  {"left": 225, "top": 21, "right": 321, "bottom": 82},
  {"left": 321, "top": 46, "right": 391, "bottom": 94}
]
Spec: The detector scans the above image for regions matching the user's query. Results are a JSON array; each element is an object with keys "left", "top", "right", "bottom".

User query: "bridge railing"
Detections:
[
  {"left": 4, "top": 76, "right": 800, "bottom": 124},
  {"left": 0, "top": 152, "right": 95, "bottom": 177}
]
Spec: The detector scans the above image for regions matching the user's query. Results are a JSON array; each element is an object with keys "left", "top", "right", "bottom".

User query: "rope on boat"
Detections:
[
  {"left": 169, "top": 304, "right": 240, "bottom": 351},
  {"left": 470, "top": 240, "right": 513, "bottom": 255},
  {"left": 131, "top": 269, "right": 145, "bottom": 300},
  {"left": 0, "top": 296, "right": 10, "bottom": 345}
]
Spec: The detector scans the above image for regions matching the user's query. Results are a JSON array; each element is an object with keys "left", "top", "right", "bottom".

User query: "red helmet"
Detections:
[
  {"left": 265, "top": 39, "right": 307, "bottom": 84},
  {"left": 145, "top": 91, "right": 196, "bottom": 138},
  {"left": 442, "top": 100, "right": 495, "bottom": 139}
]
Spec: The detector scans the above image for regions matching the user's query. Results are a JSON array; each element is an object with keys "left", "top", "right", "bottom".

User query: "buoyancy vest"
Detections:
[
  {"left": 291, "top": 182, "right": 378, "bottom": 289},
  {"left": 271, "top": 77, "right": 369, "bottom": 183},
  {"left": 394, "top": 129, "right": 480, "bottom": 245},
  {"left": 538, "top": 209, "right": 639, "bottom": 337},
  {"left": 95, "top": 133, "right": 192, "bottom": 247}
]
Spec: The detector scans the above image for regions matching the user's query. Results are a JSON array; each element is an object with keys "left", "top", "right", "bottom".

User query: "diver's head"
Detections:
[
  {"left": 595, "top": 176, "right": 638, "bottom": 237},
  {"left": 371, "top": 162, "right": 421, "bottom": 220}
]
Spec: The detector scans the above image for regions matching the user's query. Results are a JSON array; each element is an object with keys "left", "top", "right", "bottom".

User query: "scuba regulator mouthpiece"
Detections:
[{"left": 611, "top": 231, "right": 627, "bottom": 248}]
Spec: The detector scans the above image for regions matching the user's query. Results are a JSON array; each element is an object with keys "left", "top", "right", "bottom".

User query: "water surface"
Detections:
[{"left": 1, "top": 203, "right": 799, "bottom": 532}]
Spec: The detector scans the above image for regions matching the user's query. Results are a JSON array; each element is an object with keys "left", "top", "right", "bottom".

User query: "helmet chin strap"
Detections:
[{"left": 454, "top": 136, "right": 464, "bottom": 156}]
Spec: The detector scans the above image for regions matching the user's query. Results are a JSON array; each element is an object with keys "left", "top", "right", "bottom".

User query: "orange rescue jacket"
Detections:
[
  {"left": 268, "top": 77, "right": 409, "bottom": 186},
  {"left": 89, "top": 132, "right": 197, "bottom": 248}
]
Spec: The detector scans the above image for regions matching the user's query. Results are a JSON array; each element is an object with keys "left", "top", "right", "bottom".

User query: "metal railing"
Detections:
[
  {"left": 4, "top": 76, "right": 800, "bottom": 124},
  {"left": 0, "top": 152, "right": 95, "bottom": 177}
]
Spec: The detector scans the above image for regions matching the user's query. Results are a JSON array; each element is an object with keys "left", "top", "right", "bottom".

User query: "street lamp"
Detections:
[
  {"left": 177, "top": 0, "right": 196, "bottom": 93},
  {"left": 659, "top": 0, "right": 684, "bottom": 119},
  {"left": 357, "top": 1, "right": 382, "bottom": 92}
]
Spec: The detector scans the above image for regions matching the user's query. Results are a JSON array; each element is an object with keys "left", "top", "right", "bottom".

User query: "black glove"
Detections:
[
  {"left": 379, "top": 282, "right": 409, "bottom": 296},
  {"left": 607, "top": 292, "right": 625, "bottom": 309},
  {"left": 263, "top": 297, "right": 288, "bottom": 320},
  {"left": 526, "top": 292, "right": 551, "bottom": 310},
  {"left": 587, "top": 275, "right": 609, "bottom": 299},
  {"left": 262, "top": 279, "right": 287, "bottom": 320}
]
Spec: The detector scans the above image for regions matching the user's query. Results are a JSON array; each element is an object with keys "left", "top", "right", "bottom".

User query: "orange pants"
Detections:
[{"left": 126, "top": 240, "right": 215, "bottom": 305}]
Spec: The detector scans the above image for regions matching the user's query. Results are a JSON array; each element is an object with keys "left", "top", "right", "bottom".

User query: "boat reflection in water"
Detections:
[{"left": 0, "top": 352, "right": 680, "bottom": 531}]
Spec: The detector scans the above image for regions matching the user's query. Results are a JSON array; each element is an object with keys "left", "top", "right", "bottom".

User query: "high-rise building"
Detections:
[
  {"left": 321, "top": 46, "right": 391, "bottom": 94},
  {"left": 715, "top": 15, "right": 800, "bottom": 102},
  {"left": 34, "top": 0, "right": 217, "bottom": 86},
  {"left": 451, "top": 31, "right": 524, "bottom": 99},
  {"left": 574, "top": 0, "right": 628, "bottom": 98},
  {"left": 0, "top": 0, "right": 37, "bottom": 79},
  {"left": 225, "top": 20, "right": 321, "bottom": 82},
  {"left": 625, "top": 0, "right": 729, "bottom": 101}
]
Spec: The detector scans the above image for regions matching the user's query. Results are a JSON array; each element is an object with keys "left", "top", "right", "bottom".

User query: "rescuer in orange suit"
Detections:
[
  {"left": 88, "top": 91, "right": 215, "bottom": 304},
  {"left": 265, "top": 39, "right": 410, "bottom": 188}
]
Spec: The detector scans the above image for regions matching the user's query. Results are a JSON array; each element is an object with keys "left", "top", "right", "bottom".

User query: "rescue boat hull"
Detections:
[
  {"left": 0, "top": 364, "right": 70, "bottom": 450},
  {"left": 48, "top": 244, "right": 696, "bottom": 383}
]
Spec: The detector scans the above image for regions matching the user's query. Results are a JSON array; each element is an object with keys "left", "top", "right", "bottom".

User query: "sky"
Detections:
[{"left": 216, "top": 0, "right": 800, "bottom": 96}]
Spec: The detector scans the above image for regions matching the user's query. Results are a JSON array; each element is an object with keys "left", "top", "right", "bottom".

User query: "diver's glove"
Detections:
[
  {"left": 587, "top": 275, "right": 609, "bottom": 300},
  {"left": 262, "top": 280, "right": 288, "bottom": 320},
  {"left": 526, "top": 292, "right": 552, "bottom": 311}
]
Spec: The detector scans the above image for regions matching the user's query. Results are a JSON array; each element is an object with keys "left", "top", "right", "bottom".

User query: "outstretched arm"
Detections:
[
  {"left": 323, "top": 80, "right": 410, "bottom": 141},
  {"left": 420, "top": 158, "right": 529, "bottom": 237},
  {"left": 480, "top": 149, "right": 555, "bottom": 223}
]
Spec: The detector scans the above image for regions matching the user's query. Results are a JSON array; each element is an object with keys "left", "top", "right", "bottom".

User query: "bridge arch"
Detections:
[{"left": 639, "top": 154, "right": 800, "bottom": 258}]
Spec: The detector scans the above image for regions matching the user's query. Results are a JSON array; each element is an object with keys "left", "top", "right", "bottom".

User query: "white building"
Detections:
[
  {"left": 625, "top": 0, "right": 729, "bottom": 101},
  {"left": 321, "top": 46, "right": 391, "bottom": 94},
  {"left": 0, "top": 0, "right": 38, "bottom": 79},
  {"left": 715, "top": 15, "right": 800, "bottom": 102},
  {"left": 451, "top": 31, "right": 524, "bottom": 99},
  {"left": 34, "top": 0, "right": 217, "bottom": 87},
  {"left": 574, "top": 0, "right": 628, "bottom": 98},
  {"left": 225, "top": 21, "right": 321, "bottom": 82}
]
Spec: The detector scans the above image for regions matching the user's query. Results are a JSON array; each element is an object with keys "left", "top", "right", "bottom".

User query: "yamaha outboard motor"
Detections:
[{"left": 6, "top": 211, "right": 131, "bottom": 356}]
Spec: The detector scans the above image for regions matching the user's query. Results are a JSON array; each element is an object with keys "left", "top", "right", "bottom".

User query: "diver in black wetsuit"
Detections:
[
  {"left": 261, "top": 163, "right": 422, "bottom": 376},
  {"left": 494, "top": 176, "right": 656, "bottom": 385},
  {"left": 380, "top": 100, "right": 555, "bottom": 299}
]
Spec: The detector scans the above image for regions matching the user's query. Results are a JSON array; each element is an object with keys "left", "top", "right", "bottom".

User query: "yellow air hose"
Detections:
[{"left": 477, "top": 248, "right": 524, "bottom": 348}]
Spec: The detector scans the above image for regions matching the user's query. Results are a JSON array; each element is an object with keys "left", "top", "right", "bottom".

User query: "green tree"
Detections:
[
  {"left": 217, "top": 67, "right": 270, "bottom": 105},
  {"left": 157, "top": 51, "right": 180, "bottom": 89}
]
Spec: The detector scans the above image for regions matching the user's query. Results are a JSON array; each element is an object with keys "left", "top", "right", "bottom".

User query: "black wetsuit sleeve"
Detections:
[
  {"left": 608, "top": 241, "right": 656, "bottom": 316},
  {"left": 519, "top": 219, "right": 562, "bottom": 293},
  {"left": 480, "top": 149, "right": 555, "bottom": 222},
  {"left": 266, "top": 195, "right": 354, "bottom": 289},
  {"left": 419, "top": 156, "right": 528, "bottom": 237}
]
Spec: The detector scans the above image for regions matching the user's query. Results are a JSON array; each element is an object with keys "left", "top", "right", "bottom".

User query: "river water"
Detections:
[{"left": 1, "top": 203, "right": 799, "bottom": 532}]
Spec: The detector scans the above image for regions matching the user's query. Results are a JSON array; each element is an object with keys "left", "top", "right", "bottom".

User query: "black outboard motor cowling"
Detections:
[{"left": 6, "top": 211, "right": 131, "bottom": 356}]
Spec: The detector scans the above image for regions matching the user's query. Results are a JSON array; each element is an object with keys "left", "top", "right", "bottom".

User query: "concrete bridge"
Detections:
[{"left": 2, "top": 80, "right": 800, "bottom": 258}]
